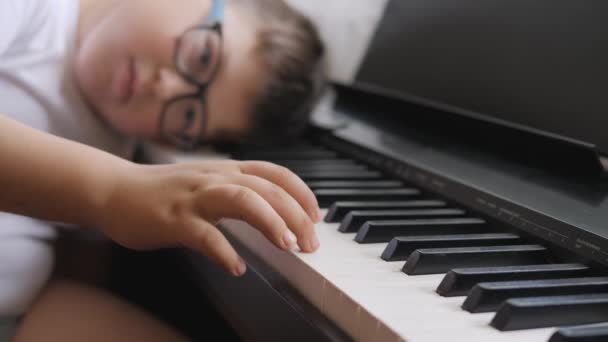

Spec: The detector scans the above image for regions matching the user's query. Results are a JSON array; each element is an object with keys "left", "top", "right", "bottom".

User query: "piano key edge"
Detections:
[{"left": 212, "top": 219, "right": 407, "bottom": 342}]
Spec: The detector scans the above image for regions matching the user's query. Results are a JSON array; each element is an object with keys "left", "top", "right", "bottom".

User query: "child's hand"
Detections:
[{"left": 96, "top": 160, "right": 321, "bottom": 277}]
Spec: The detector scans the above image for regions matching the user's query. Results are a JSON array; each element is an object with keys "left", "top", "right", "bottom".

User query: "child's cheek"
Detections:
[{"left": 108, "top": 101, "right": 161, "bottom": 139}]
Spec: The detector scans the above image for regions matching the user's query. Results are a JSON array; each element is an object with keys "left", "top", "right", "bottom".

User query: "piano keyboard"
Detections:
[{"left": 160, "top": 141, "right": 608, "bottom": 341}]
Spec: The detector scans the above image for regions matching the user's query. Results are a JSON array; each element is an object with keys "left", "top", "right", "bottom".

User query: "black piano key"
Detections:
[
  {"left": 307, "top": 180, "right": 402, "bottom": 190},
  {"left": 316, "top": 189, "right": 420, "bottom": 208},
  {"left": 402, "top": 244, "right": 549, "bottom": 275},
  {"left": 324, "top": 200, "right": 447, "bottom": 222},
  {"left": 272, "top": 159, "right": 358, "bottom": 168},
  {"left": 291, "top": 164, "right": 369, "bottom": 173},
  {"left": 231, "top": 145, "right": 319, "bottom": 154},
  {"left": 436, "top": 263, "right": 591, "bottom": 297},
  {"left": 237, "top": 150, "right": 338, "bottom": 160},
  {"left": 339, "top": 209, "right": 466, "bottom": 233},
  {"left": 463, "top": 277, "right": 608, "bottom": 313},
  {"left": 300, "top": 171, "right": 383, "bottom": 181},
  {"left": 381, "top": 233, "right": 521, "bottom": 261},
  {"left": 354, "top": 218, "right": 487, "bottom": 244},
  {"left": 549, "top": 323, "right": 608, "bottom": 342},
  {"left": 491, "top": 294, "right": 608, "bottom": 331},
  {"left": 260, "top": 145, "right": 321, "bottom": 151}
]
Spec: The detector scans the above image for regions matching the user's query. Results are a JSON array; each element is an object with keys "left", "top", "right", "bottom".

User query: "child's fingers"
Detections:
[
  {"left": 238, "top": 161, "right": 321, "bottom": 223},
  {"left": 197, "top": 184, "right": 297, "bottom": 252},
  {"left": 223, "top": 173, "right": 318, "bottom": 253},
  {"left": 181, "top": 219, "right": 246, "bottom": 277},
  {"left": 185, "top": 160, "right": 242, "bottom": 174},
  {"left": 185, "top": 160, "right": 321, "bottom": 223}
]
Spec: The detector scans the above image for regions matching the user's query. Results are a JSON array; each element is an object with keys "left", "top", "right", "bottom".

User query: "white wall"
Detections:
[{"left": 284, "top": 0, "right": 389, "bottom": 84}]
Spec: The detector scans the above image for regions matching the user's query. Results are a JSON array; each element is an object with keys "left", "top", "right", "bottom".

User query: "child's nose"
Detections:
[{"left": 154, "top": 68, "right": 198, "bottom": 101}]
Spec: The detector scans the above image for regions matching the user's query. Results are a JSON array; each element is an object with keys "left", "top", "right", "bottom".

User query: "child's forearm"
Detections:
[
  {"left": 0, "top": 114, "right": 129, "bottom": 227},
  {"left": 0, "top": 114, "right": 322, "bottom": 277}
]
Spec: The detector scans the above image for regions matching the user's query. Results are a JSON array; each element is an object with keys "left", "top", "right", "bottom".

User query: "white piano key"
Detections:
[{"left": 220, "top": 211, "right": 556, "bottom": 342}]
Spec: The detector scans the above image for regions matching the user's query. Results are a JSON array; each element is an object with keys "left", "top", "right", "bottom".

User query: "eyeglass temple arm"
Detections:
[{"left": 210, "top": 0, "right": 225, "bottom": 22}]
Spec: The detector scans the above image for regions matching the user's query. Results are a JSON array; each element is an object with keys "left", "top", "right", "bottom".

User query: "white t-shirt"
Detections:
[{"left": 0, "top": 0, "right": 135, "bottom": 316}]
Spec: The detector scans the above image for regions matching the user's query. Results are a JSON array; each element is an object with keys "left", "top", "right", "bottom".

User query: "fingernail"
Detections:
[
  {"left": 233, "top": 257, "right": 247, "bottom": 277},
  {"left": 316, "top": 208, "right": 323, "bottom": 222},
  {"left": 282, "top": 230, "right": 298, "bottom": 250},
  {"left": 308, "top": 208, "right": 321, "bottom": 223},
  {"left": 310, "top": 234, "right": 320, "bottom": 251}
]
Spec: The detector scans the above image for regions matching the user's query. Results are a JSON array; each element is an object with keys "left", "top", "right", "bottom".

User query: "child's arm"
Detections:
[
  {"left": 0, "top": 114, "right": 126, "bottom": 226},
  {"left": 0, "top": 114, "right": 321, "bottom": 276}
]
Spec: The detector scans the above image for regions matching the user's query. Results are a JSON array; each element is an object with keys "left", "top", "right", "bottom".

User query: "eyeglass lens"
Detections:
[
  {"left": 162, "top": 97, "right": 205, "bottom": 146},
  {"left": 175, "top": 28, "right": 222, "bottom": 85}
]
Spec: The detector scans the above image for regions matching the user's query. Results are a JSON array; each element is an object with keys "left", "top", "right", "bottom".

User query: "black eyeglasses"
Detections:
[{"left": 159, "top": 0, "right": 224, "bottom": 150}]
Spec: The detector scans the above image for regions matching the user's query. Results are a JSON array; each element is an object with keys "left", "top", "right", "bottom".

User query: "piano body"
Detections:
[{"left": 148, "top": 1, "right": 608, "bottom": 341}]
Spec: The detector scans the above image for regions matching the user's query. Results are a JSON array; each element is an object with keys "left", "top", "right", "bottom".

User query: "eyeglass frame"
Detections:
[{"left": 158, "top": 0, "right": 225, "bottom": 150}]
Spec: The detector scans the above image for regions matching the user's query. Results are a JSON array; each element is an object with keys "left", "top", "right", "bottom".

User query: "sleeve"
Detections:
[
  {"left": 0, "top": 215, "right": 55, "bottom": 316},
  {"left": 0, "top": 0, "right": 25, "bottom": 56}
]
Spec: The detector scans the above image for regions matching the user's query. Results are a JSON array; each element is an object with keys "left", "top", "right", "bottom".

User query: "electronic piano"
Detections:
[{"left": 146, "top": 1, "right": 608, "bottom": 341}]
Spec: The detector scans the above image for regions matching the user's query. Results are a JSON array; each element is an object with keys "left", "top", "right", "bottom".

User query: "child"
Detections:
[
  {"left": 0, "top": 113, "right": 322, "bottom": 341},
  {"left": 0, "top": 0, "right": 325, "bottom": 340}
]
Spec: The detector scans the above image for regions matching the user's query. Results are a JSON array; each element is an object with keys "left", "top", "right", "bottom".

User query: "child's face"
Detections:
[{"left": 74, "top": 0, "right": 262, "bottom": 144}]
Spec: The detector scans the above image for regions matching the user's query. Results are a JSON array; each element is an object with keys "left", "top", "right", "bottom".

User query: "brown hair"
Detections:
[{"left": 234, "top": 0, "right": 326, "bottom": 143}]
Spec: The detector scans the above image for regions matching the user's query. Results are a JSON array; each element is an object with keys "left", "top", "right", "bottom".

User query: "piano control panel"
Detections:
[{"left": 316, "top": 132, "right": 608, "bottom": 268}]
